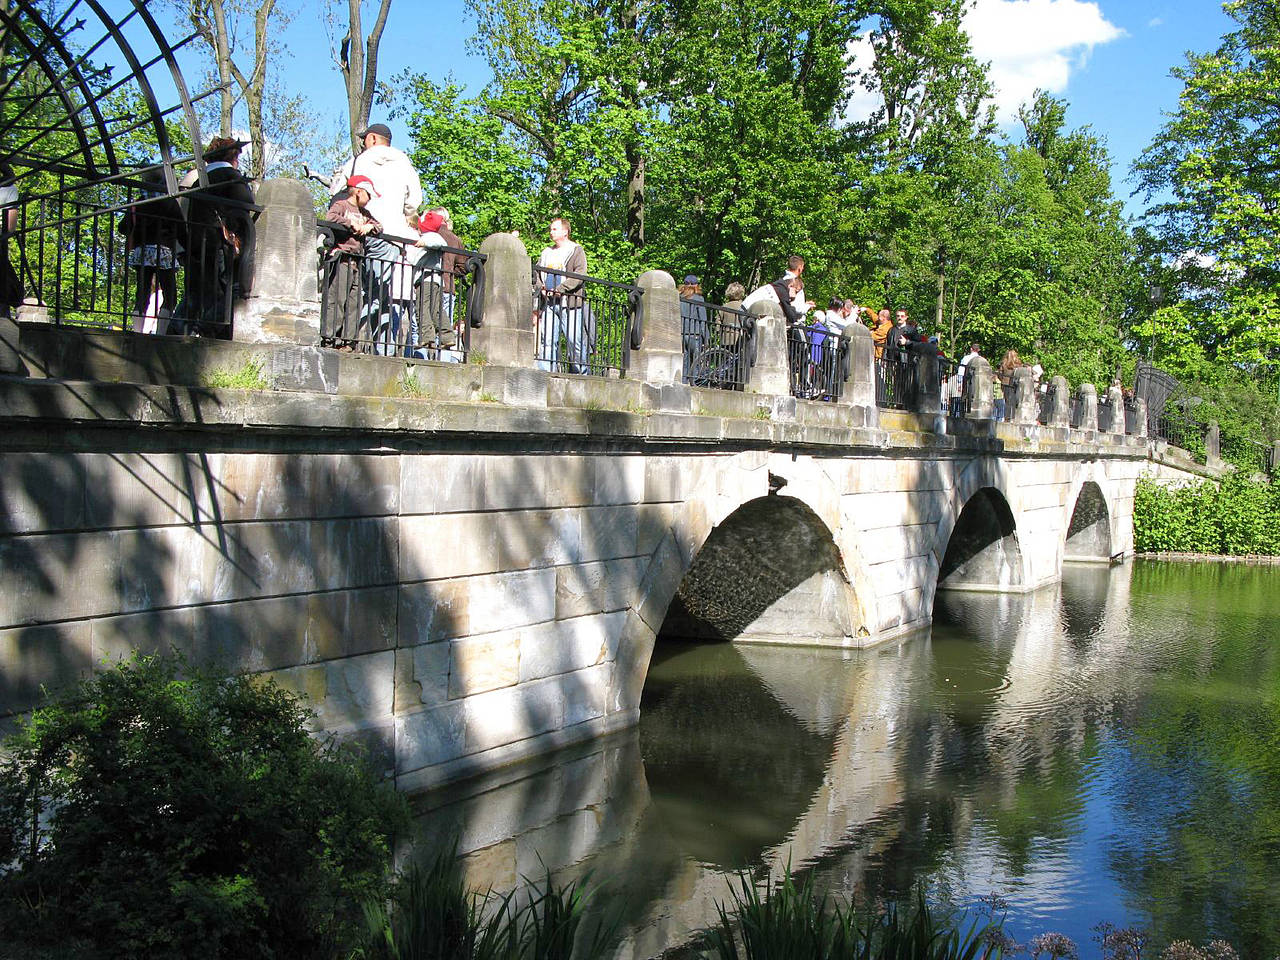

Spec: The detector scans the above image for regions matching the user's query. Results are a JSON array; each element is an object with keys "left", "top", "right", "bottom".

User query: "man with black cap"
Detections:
[{"left": 331, "top": 122, "right": 423, "bottom": 354}]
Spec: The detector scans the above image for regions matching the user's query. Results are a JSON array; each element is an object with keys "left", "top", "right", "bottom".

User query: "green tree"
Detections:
[{"left": 1134, "top": 0, "right": 1280, "bottom": 369}]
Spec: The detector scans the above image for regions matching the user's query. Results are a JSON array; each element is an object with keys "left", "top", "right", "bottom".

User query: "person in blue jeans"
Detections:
[{"left": 535, "top": 217, "right": 592, "bottom": 373}]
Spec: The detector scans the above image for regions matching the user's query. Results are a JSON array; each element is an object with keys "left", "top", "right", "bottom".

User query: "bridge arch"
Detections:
[
  {"left": 1064, "top": 479, "right": 1113, "bottom": 562},
  {"left": 613, "top": 456, "right": 878, "bottom": 716},
  {"left": 924, "top": 460, "right": 1032, "bottom": 607},
  {"left": 656, "top": 494, "right": 865, "bottom": 645},
  {"left": 935, "top": 486, "right": 1027, "bottom": 592}
]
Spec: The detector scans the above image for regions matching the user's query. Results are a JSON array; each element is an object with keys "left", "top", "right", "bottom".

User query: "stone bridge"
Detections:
[{"left": 0, "top": 202, "right": 1218, "bottom": 791}]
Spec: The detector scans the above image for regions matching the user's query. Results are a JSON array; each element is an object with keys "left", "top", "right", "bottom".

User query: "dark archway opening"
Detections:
[
  {"left": 657, "top": 495, "right": 859, "bottom": 645},
  {"left": 937, "top": 487, "right": 1024, "bottom": 591},
  {"left": 1064, "top": 481, "right": 1112, "bottom": 562}
]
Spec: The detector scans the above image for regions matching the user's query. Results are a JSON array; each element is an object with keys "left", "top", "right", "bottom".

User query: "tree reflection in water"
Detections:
[{"left": 408, "top": 562, "right": 1280, "bottom": 959}]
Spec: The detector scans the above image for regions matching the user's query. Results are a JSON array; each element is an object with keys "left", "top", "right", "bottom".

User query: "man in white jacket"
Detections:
[{"left": 333, "top": 123, "right": 423, "bottom": 355}]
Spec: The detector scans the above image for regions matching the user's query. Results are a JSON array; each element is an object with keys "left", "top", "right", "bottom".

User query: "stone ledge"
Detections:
[{"left": 0, "top": 374, "right": 1195, "bottom": 465}]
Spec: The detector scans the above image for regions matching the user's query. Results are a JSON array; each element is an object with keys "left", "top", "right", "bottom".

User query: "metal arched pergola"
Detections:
[{"left": 0, "top": 0, "right": 227, "bottom": 329}]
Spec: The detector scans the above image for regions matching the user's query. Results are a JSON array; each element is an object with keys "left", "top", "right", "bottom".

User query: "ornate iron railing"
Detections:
[
  {"left": 531, "top": 265, "right": 640, "bottom": 376},
  {"left": 787, "top": 323, "right": 846, "bottom": 401},
  {"left": 942, "top": 359, "right": 969, "bottom": 416},
  {"left": 316, "top": 225, "right": 485, "bottom": 360},
  {"left": 8, "top": 172, "right": 260, "bottom": 337},
  {"left": 1037, "top": 381, "right": 1057, "bottom": 424},
  {"left": 1097, "top": 394, "right": 1117, "bottom": 432},
  {"left": 875, "top": 349, "right": 917, "bottom": 410},
  {"left": 681, "top": 299, "right": 756, "bottom": 390}
]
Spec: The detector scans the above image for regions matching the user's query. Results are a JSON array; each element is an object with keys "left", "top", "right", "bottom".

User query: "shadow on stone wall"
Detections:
[{"left": 0, "top": 401, "right": 405, "bottom": 772}]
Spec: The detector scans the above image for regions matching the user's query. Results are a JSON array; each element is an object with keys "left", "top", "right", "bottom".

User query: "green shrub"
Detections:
[
  {"left": 0, "top": 654, "right": 409, "bottom": 960},
  {"left": 1133, "top": 475, "right": 1280, "bottom": 555}
]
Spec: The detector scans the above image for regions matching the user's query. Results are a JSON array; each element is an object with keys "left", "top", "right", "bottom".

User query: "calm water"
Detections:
[{"left": 410, "top": 561, "right": 1280, "bottom": 959}]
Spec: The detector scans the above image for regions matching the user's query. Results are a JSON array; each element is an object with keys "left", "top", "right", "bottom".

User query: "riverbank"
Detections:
[{"left": 1137, "top": 551, "right": 1280, "bottom": 564}]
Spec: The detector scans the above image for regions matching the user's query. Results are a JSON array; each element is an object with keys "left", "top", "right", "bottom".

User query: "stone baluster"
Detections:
[
  {"left": 1073, "top": 383, "right": 1098, "bottom": 431},
  {"left": 964, "top": 356, "right": 994, "bottom": 419},
  {"left": 234, "top": 178, "right": 320, "bottom": 343},
  {"left": 1205, "top": 420, "right": 1221, "bottom": 465},
  {"left": 1011, "top": 367, "right": 1038, "bottom": 424},
  {"left": 631, "top": 270, "right": 683, "bottom": 386},
  {"left": 473, "top": 232, "right": 534, "bottom": 368},
  {"left": 747, "top": 301, "right": 790, "bottom": 397},
  {"left": 1126, "top": 397, "right": 1148, "bottom": 438},
  {"left": 840, "top": 322, "right": 876, "bottom": 411},
  {"left": 910, "top": 341, "right": 942, "bottom": 416},
  {"left": 1045, "top": 376, "right": 1071, "bottom": 426}
]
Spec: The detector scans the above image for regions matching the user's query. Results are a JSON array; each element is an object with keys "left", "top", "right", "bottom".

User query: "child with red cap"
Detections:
[{"left": 322, "top": 175, "right": 382, "bottom": 350}]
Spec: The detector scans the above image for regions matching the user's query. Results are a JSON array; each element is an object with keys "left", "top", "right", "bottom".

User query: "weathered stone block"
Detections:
[
  {"left": 576, "top": 505, "right": 639, "bottom": 563},
  {"left": 496, "top": 509, "right": 582, "bottom": 569},
  {"left": 401, "top": 454, "right": 486, "bottom": 516},
  {"left": 519, "top": 612, "right": 620, "bottom": 683},
  {"left": 466, "top": 567, "right": 556, "bottom": 636},
  {"left": 449, "top": 631, "right": 520, "bottom": 697},
  {"left": 0, "top": 622, "right": 93, "bottom": 716},
  {"left": 541, "top": 457, "right": 595, "bottom": 509},
  {"left": 593, "top": 455, "right": 645, "bottom": 505},
  {"left": 463, "top": 679, "right": 564, "bottom": 754},
  {"left": 400, "top": 513, "right": 501, "bottom": 581},
  {"left": 398, "top": 578, "right": 471, "bottom": 645},
  {"left": 554, "top": 558, "right": 645, "bottom": 620},
  {"left": 394, "top": 642, "right": 451, "bottom": 711},
  {"left": 395, "top": 699, "right": 466, "bottom": 773}
]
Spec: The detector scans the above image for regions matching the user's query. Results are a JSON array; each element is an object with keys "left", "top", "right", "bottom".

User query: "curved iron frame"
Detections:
[{"left": 0, "top": 0, "right": 210, "bottom": 196}]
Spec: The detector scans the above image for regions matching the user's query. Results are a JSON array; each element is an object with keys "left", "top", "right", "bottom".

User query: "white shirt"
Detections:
[{"left": 349, "top": 144, "right": 422, "bottom": 241}]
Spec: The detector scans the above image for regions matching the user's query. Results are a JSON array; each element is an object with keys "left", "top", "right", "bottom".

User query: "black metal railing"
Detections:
[
  {"left": 682, "top": 299, "right": 756, "bottom": 390},
  {"left": 1122, "top": 395, "right": 1141, "bottom": 433},
  {"left": 532, "top": 265, "right": 640, "bottom": 376},
  {"left": 875, "top": 349, "right": 917, "bottom": 409},
  {"left": 317, "top": 225, "right": 485, "bottom": 360},
  {"left": 1037, "top": 381, "right": 1057, "bottom": 424},
  {"left": 5, "top": 170, "right": 261, "bottom": 337},
  {"left": 787, "top": 322, "right": 846, "bottom": 401},
  {"left": 942, "top": 359, "right": 970, "bottom": 416},
  {"left": 1154, "top": 410, "right": 1207, "bottom": 456},
  {"left": 1097, "top": 394, "right": 1116, "bottom": 432},
  {"left": 1219, "top": 433, "right": 1273, "bottom": 474}
]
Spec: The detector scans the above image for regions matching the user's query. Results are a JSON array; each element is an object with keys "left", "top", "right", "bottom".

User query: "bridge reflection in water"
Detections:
[{"left": 405, "top": 562, "right": 1263, "bottom": 959}]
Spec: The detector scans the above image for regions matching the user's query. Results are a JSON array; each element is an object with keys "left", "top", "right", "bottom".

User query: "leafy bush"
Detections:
[
  {"left": 0, "top": 654, "right": 408, "bottom": 960},
  {"left": 1133, "top": 475, "right": 1280, "bottom": 555}
]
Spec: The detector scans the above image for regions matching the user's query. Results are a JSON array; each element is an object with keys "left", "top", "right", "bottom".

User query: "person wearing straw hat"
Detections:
[{"left": 178, "top": 137, "right": 254, "bottom": 337}]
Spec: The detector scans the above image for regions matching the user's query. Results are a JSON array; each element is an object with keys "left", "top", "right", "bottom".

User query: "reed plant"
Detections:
[
  {"left": 353, "top": 846, "right": 615, "bottom": 960},
  {"left": 706, "top": 868, "right": 1007, "bottom": 960}
]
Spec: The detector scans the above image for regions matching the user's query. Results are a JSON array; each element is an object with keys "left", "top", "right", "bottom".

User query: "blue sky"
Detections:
[{"left": 150, "top": 0, "right": 1237, "bottom": 217}]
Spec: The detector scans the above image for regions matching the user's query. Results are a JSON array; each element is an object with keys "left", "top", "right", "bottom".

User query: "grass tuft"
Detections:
[{"left": 204, "top": 357, "right": 269, "bottom": 390}]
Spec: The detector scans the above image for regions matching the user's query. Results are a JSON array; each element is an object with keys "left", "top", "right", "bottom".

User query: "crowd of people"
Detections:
[
  {"left": 9, "top": 118, "right": 1052, "bottom": 396},
  {"left": 322, "top": 122, "right": 467, "bottom": 359}
]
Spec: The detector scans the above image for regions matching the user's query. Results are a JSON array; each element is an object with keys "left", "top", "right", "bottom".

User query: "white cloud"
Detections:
[
  {"left": 967, "top": 0, "right": 1125, "bottom": 124},
  {"left": 845, "top": 0, "right": 1125, "bottom": 128},
  {"left": 1148, "top": 17, "right": 1164, "bottom": 27}
]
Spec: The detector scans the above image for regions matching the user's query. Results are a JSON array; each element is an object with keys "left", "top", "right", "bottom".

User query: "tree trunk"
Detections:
[
  {"left": 210, "top": 0, "right": 234, "bottom": 136},
  {"left": 339, "top": 0, "right": 393, "bottom": 151},
  {"left": 626, "top": 143, "right": 644, "bottom": 249}
]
